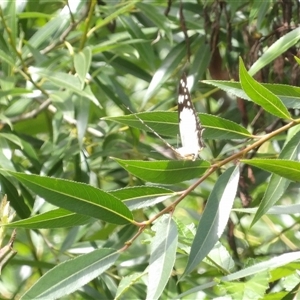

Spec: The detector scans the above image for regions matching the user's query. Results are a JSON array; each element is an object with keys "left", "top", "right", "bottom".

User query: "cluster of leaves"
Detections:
[{"left": 0, "top": 1, "right": 300, "bottom": 299}]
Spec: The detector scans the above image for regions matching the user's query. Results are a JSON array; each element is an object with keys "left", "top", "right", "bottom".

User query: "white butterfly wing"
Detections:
[{"left": 177, "top": 74, "right": 205, "bottom": 160}]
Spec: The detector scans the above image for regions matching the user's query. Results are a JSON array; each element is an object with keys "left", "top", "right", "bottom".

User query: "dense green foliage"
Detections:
[{"left": 1, "top": 1, "right": 300, "bottom": 299}]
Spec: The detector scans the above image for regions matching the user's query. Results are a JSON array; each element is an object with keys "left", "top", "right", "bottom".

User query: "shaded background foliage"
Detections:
[{"left": 0, "top": 0, "right": 300, "bottom": 299}]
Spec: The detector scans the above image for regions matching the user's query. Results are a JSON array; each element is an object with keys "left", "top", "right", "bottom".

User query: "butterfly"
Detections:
[
  {"left": 175, "top": 73, "right": 205, "bottom": 160},
  {"left": 130, "top": 73, "right": 205, "bottom": 160}
]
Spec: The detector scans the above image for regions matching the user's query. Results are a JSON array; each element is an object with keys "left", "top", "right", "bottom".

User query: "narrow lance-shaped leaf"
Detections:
[
  {"left": 205, "top": 242, "right": 235, "bottom": 273},
  {"left": 218, "top": 271, "right": 269, "bottom": 300},
  {"left": 33, "top": 69, "right": 100, "bottom": 107},
  {"left": 200, "top": 113, "right": 252, "bottom": 140},
  {"left": 181, "top": 166, "right": 240, "bottom": 279},
  {"left": 234, "top": 204, "right": 300, "bottom": 215},
  {"left": 190, "top": 39, "right": 211, "bottom": 91},
  {"left": 143, "top": 42, "right": 188, "bottom": 104},
  {"left": 20, "top": 248, "right": 119, "bottom": 300},
  {"left": 119, "top": 14, "right": 156, "bottom": 71},
  {"left": 116, "top": 272, "right": 146, "bottom": 300},
  {"left": 136, "top": 3, "right": 173, "bottom": 43},
  {"left": 239, "top": 58, "right": 291, "bottom": 120},
  {"left": 251, "top": 130, "right": 300, "bottom": 226},
  {"left": 0, "top": 49, "right": 15, "bottom": 67},
  {"left": 109, "top": 186, "right": 175, "bottom": 211},
  {"left": 5, "top": 208, "right": 91, "bottom": 229},
  {"left": 241, "top": 159, "right": 300, "bottom": 182},
  {"left": 248, "top": 27, "right": 300, "bottom": 76},
  {"left": 113, "top": 158, "right": 210, "bottom": 184},
  {"left": 10, "top": 172, "right": 133, "bottom": 225},
  {"left": 146, "top": 215, "right": 178, "bottom": 300},
  {"left": 0, "top": 230, "right": 17, "bottom": 274},
  {"left": 74, "top": 47, "right": 92, "bottom": 88},
  {"left": 203, "top": 80, "right": 300, "bottom": 109},
  {"left": 177, "top": 251, "right": 300, "bottom": 298},
  {"left": 105, "top": 112, "right": 252, "bottom": 140}
]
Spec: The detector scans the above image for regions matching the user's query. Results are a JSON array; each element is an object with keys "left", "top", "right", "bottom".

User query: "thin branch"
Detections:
[
  {"left": 46, "top": 104, "right": 104, "bottom": 137},
  {"left": 0, "top": 8, "right": 49, "bottom": 97},
  {"left": 0, "top": 99, "right": 52, "bottom": 125},
  {"left": 143, "top": 119, "right": 299, "bottom": 226},
  {"left": 120, "top": 118, "right": 300, "bottom": 249},
  {"left": 179, "top": 1, "right": 191, "bottom": 62},
  {"left": 0, "top": 100, "right": 104, "bottom": 137},
  {"left": 79, "top": 0, "right": 97, "bottom": 51},
  {"left": 41, "top": 3, "right": 90, "bottom": 55},
  {"left": 164, "top": 0, "right": 172, "bottom": 16}
]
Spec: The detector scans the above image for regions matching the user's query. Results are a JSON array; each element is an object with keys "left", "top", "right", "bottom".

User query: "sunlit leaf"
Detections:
[
  {"left": 241, "top": 159, "right": 300, "bottom": 182},
  {"left": 10, "top": 172, "right": 133, "bottom": 225},
  {"left": 251, "top": 130, "right": 300, "bottom": 226},
  {"left": 5, "top": 208, "right": 91, "bottom": 229},
  {"left": 20, "top": 248, "right": 119, "bottom": 300},
  {"left": 146, "top": 215, "right": 178, "bottom": 300},
  {"left": 239, "top": 58, "right": 291, "bottom": 119},
  {"left": 182, "top": 166, "right": 240, "bottom": 279},
  {"left": 113, "top": 158, "right": 210, "bottom": 184}
]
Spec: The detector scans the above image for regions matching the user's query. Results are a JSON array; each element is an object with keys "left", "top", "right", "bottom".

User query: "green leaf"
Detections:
[
  {"left": 295, "top": 56, "right": 300, "bottom": 65},
  {"left": 136, "top": 3, "right": 173, "bottom": 43},
  {"left": 270, "top": 262, "right": 300, "bottom": 282},
  {"left": 0, "top": 174, "right": 31, "bottom": 218},
  {"left": 20, "top": 248, "right": 119, "bottom": 300},
  {"left": 0, "top": 133, "right": 22, "bottom": 148},
  {"left": 143, "top": 41, "right": 190, "bottom": 103},
  {"left": 74, "top": 47, "right": 92, "bottom": 88},
  {"left": 248, "top": 27, "right": 300, "bottom": 76},
  {"left": 222, "top": 252, "right": 300, "bottom": 282},
  {"left": 105, "top": 112, "right": 179, "bottom": 137},
  {"left": 113, "top": 158, "right": 210, "bottom": 184},
  {"left": 4, "top": 98, "right": 32, "bottom": 117},
  {"left": 10, "top": 172, "right": 133, "bottom": 225},
  {"left": 116, "top": 273, "right": 146, "bottom": 300},
  {"left": 0, "top": 49, "right": 15, "bottom": 67},
  {"left": 93, "top": 37, "right": 151, "bottom": 55},
  {"left": 106, "top": 111, "right": 251, "bottom": 140},
  {"left": 5, "top": 208, "right": 91, "bottom": 229},
  {"left": 249, "top": 0, "right": 269, "bottom": 30},
  {"left": 22, "top": 13, "right": 70, "bottom": 58},
  {"left": 200, "top": 114, "right": 252, "bottom": 139},
  {"left": 203, "top": 80, "right": 300, "bottom": 109},
  {"left": 74, "top": 95, "right": 90, "bottom": 147},
  {"left": 146, "top": 215, "right": 178, "bottom": 300},
  {"left": 218, "top": 271, "right": 269, "bottom": 300},
  {"left": 233, "top": 204, "right": 300, "bottom": 215},
  {"left": 34, "top": 69, "right": 100, "bottom": 107},
  {"left": 94, "top": 1, "right": 138, "bottom": 30},
  {"left": 177, "top": 251, "right": 300, "bottom": 298},
  {"left": 251, "top": 130, "right": 300, "bottom": 226},
  {"left": 18, "top": 12, "right": 53, "bottom": 20},
  {"left": 239, "top": 58, "right": 291, "bottom": 119},
  {"left": 0, "top": 88, "right": 32, "bottom": 99},
  {"left": 6, "top": 1, "right": 17, "bottom": 55},
  {"left": 241, "top": 159, "right": 300, "bottom": 182},
  {"left": 205, "top": 242, "right": 235, "bottom": 274},
  {"left": 110, "top": 186, "right": 175, "bottom": 210},
  {"left": 119, "top": 15, "right": 156, "bottom": 71},
  {"left": 101, "top": 52, "right": 152, "bottom": 82},
  {"left": 190, "top": 40, "right": 211, "bottom": 91},
  {"left": 182, "top": 166, "right": 239, "bottom": 278}
]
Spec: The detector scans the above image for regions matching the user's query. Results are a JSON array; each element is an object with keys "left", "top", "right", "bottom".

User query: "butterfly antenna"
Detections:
[{"left": 125, "top": 106, "right": 178, "bottom": 153}]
